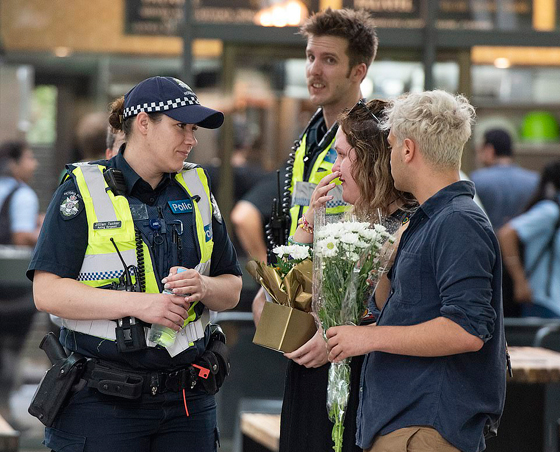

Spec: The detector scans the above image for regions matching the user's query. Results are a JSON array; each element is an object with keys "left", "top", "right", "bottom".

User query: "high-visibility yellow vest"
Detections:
[
  {"left": 60, "top": 162, "right": 214, "bottom": 356},
  {"left": 289, "top": 132, "right": 349, "bottom": 236}
]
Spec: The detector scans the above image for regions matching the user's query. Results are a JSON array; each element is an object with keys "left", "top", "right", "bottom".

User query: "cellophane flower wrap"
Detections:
[{"left": 312, "top": 207, "right": 399, "bottom": 452}]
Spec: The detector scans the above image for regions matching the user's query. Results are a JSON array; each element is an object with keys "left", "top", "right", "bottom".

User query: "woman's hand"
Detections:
[
  {"left": 293, "top": 172, "right": 340, "bottom": 243},
  {"left": 162, "top": 267, "right": 207, "bottom": 304},
  {"left": 305, "top": 171, "right": 341, "bottom": 228},
  {"left": 135, "top": 292, "right": 191, "bottom": 331},
  {"left": 284, "top": 330, "right": 328, "bottom": 368}
]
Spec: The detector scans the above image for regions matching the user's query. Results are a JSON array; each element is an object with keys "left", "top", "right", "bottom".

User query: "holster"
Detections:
[
  {"left": 28, "top": 333, "right": 87, "bottom": 427},
  {"left": 197, "top": 324, "right": 230, "bottom": 395}
]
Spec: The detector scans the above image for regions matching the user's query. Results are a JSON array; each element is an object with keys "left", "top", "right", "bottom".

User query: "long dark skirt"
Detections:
[{"left": 279, "top": 355, "right": 364, "bottom": 452}]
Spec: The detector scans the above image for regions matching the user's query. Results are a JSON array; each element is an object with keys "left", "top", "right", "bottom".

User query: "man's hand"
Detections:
[
  {"left": 284, "top": 330, "right": 328, "bottom": 368},
  {"left": 326, "top": 325, "right": 375, "bottom": 363}
]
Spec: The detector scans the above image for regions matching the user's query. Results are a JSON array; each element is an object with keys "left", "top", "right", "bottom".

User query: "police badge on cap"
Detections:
[{"left": 123, "top": 76, "right": 224, "bottom": 129}]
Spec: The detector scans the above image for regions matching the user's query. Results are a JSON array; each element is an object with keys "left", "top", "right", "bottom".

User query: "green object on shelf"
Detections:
[{"left": 520, "top": 111, "right": 560, "bottom": 143}]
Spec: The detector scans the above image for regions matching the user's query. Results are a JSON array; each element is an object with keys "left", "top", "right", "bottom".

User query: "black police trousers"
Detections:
[{"left": 44, "top": 385, "right": 219, "bottom": 452}]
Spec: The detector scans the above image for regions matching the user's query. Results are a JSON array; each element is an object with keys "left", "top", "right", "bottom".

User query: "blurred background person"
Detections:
[
  {"left": 0, "top": 140, "right": 41, "bottom": 422},
  {"left": 75, "top": 112, "right": 110, "bottom": 161},
  {"left": 207, "top": 119, "right": 268, "bottom": 223},
  {"left": 59, "top": 113, "right": 117, "bottom": 181},
  {"left": 207, "top": 119, "right": 268, "bottom": 312},
  {"left": 499, "top": 159, "right": 560, "bottom": 319},
  {"left": 470, "top": 128, "right": 539, "bottom": 230},
  {"left": 471, "top": 128, "right": 539, "bottom": 317},
  {"left": 106, "top": 126, "right": 126, "bottom": 159},
  {"left": 0, "top": 140, "right": 42, "bottom": 246}
]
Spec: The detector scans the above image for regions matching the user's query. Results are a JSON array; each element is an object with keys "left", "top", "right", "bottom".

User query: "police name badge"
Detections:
[
  {"left": 93, "top": 221, "right": 122, "bottom": 230},
  {"left": 59, "top": 191, "right": 82, "bottom": 219}
]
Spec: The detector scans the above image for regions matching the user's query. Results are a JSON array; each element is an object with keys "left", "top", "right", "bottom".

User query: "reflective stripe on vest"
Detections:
[
  {"left": 289, "top": 133, "right": 349, "bottom": 236},
  {"left": 60, "top": 163, "right": 214, "bottom": 355},
  {"left": 175, "top": 165, "right": 213, "bottom": 275}
]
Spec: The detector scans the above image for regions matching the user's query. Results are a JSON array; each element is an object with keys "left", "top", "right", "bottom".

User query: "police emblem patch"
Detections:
[
  {"left": 59, "top": 191, "right": 82, "bottom": 219},
  {"left": 210, "top": 193, "right": 222, "bottom": 224}
]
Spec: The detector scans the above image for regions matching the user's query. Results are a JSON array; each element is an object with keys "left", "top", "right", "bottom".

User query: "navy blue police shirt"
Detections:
[
  {"left": 357, "top": 181, "right": 506, "bottom": 452},
  {"left": 27, "top": 151, "right": 242, "bottom": 370}
]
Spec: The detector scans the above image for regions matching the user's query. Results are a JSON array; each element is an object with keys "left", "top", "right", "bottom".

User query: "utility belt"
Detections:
[
  {"left": 29, "top": 325, "right": 230, "bottom": 427},
  {"left": 83, "top": 357, "right": 211, "bottom": 398}
]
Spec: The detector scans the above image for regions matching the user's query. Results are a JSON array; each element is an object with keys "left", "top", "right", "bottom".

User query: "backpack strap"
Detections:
[{"left": 0, "top": 183, "right": 22, "bottom": 245}]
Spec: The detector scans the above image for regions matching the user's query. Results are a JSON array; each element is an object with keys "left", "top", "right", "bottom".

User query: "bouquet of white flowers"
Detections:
[{"left": 313, "top": 209, "right": 399, "bottom": 452}]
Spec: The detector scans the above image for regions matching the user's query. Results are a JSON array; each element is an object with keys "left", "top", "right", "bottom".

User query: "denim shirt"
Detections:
[{"left": 356, "top": 181, "right": 506, "bottom": 452}]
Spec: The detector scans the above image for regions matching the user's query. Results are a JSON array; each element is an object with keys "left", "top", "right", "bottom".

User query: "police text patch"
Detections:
[{"left": 168, "top": 199, "right": 194, "bottom": 214}]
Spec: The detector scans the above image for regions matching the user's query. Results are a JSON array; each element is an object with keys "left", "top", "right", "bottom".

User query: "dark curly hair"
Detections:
[
  {"left": 300, "top": 8, "right": 378, "bottom": 71},
  {"left": 338, "top": 99, "right": 414, "bottom": 219}
]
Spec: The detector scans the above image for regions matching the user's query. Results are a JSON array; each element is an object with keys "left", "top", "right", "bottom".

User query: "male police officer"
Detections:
[{"left": 231, "top": 9, "right": 378, "bottom": 452}]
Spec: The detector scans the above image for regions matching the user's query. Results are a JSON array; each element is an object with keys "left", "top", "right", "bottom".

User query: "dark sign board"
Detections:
[
  {"left": 125, "top": 0, "right": 321, "bottom": 36},
  {"left": 342, "top": 0, "right": 532, "bottom": 30},
  {"left": 343, "top": 0, "right": 423, "bottom": 28}
]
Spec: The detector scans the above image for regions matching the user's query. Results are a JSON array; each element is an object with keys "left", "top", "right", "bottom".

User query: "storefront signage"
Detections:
[
  {"left": 342, "top": 0, "right": 532, "bottom": 30},
  {"left": 125, "top": 0, "right": 320, "bottom": 36}
]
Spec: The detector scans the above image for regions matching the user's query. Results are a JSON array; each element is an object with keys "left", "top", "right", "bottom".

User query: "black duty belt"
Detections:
[{"left": 82, "top": 359, "right": 210, "bottom": 399}]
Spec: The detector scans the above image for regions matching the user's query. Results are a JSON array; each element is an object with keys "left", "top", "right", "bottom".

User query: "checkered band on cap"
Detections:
[{"left": 123, "top": 93, "right": 200, "bottom": 119}]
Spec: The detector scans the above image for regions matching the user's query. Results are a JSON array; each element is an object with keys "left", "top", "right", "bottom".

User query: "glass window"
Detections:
[{"left": 27, "top": 85, "right": 57, "bottom": 146}]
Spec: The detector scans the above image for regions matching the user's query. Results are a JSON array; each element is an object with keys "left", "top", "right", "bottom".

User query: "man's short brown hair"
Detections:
[{"left": 300, "top": 8, "right": 378, "bottom": 70}]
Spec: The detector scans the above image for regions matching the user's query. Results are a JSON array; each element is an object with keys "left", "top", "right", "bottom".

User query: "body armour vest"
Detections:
[
  {"left": 288, "top": 117, "right": 349, "bottom": 236},
  {"left": 60, "top": 162, "right": 214, "bottom": 357}
]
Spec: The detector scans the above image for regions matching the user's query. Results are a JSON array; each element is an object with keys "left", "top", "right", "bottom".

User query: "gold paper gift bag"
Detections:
[{"left": 253, "top": 302, "right": 316, "bottom": 353}]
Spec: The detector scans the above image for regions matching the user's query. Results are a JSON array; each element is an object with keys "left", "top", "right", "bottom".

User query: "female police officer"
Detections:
[{"left": 27, "top": 76, "right": 242, "bottom": 452}]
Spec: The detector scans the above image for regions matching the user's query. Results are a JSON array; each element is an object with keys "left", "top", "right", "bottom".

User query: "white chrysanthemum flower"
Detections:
[
  {"left": 358, "top": 228, "right": 377, "bottom": 241},
  {"left": 318, "top": 238, "right": 338, "bottom": 258},
  {"left": 316, "top": 222, "right": 341, "bottom": 239},
  {"left": 374, "top": 224, "right": 387, "bottom": 234},
  {"left": 273, "top": 244, "right": 309, "bottom": 260},
  {"left": 273, "top": 245, "right": 288, "bottom": 257},
  {"left": 340, "top": 232, "right": 359, "bottom": 245},
  {"left": 346, "top": 251, "right": 360, "bottom": 262},
  {"left": 287, "top": 245, "right": 310, "bottom": 260}
]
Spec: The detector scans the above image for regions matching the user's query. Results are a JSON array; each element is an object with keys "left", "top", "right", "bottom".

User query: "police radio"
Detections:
[
  {"left": 266, "top": 170, "right": 289, "bottom": 263},
  {"left": 109, "top": 238, "right": 147, "bottom": 353}
]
